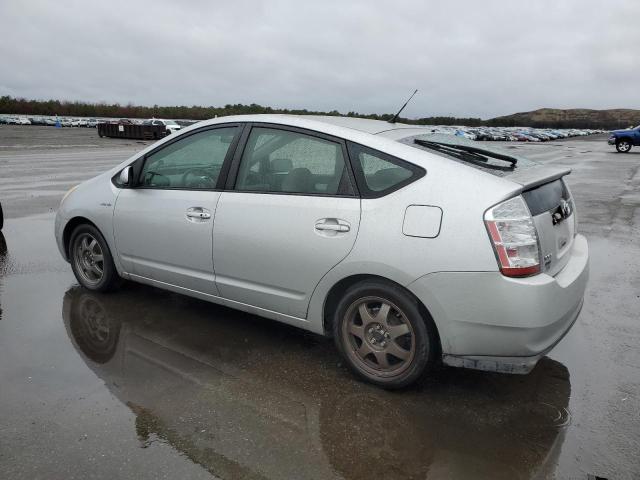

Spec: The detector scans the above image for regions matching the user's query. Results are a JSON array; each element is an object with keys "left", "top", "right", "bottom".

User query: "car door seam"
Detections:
[{"left": 304, "top": 197, "right": 363, "bottom": 319}]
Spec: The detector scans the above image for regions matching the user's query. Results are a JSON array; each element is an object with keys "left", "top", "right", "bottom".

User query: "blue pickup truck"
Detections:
[{"left": 608, "top": 125, "right": 640, "bottom": 152}]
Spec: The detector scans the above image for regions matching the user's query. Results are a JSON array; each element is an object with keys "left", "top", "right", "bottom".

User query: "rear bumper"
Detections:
[
  {"left": 408, "top": 234, "right": 589, "bottom": 373},
  {"left": 441, "top": 297, "right": 582, "bottom": 374}
]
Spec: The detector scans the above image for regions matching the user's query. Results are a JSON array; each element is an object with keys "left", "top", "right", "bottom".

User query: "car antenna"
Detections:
[{"left": 388, "top": 89, "right": 418, "bottom": 124}]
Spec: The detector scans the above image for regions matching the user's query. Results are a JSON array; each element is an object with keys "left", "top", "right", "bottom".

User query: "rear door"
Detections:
[
  {"left": 212, "top": 125, "right": 360, "bottom": 318},
  {"left": 113, "top": 125, "right": 241, "bottom": 294}
]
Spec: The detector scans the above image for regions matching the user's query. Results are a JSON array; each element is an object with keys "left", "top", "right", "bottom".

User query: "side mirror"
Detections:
[{"left": 119, "top": 166, "right": 133, "bottom": 186}]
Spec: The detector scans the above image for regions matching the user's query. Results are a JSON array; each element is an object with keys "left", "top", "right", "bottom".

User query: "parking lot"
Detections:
[{"left": 0, "top": 125, "right": 638, "bottom": 479}]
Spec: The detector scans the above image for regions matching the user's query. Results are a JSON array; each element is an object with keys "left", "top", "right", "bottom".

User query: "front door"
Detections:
[
  {"left": 114, "top": 125, "right": 241, "bottom": 294},
  {"left": 213, "top": 125, "right": 360, "bottom": 318}
]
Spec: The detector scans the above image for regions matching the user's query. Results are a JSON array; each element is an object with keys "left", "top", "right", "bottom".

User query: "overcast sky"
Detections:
[{"left": 1, "top": 0, "right": 638, "bottom": 119}]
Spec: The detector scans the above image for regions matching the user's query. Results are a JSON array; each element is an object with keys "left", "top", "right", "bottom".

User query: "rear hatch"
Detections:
[
  {"left": 520, "top": 176, "right": 575, "bottom": 275},
  {"left": 398, "top": 133, "right": 576, "bottom": 276}
]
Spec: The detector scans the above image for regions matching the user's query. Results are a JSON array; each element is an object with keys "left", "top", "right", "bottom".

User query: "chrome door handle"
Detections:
[
  {"left": 315, "top": 219, "right": 351, "bottom": 233},
  {"left": 315, "top": 223, "right": 349, "bottom": 232},
  {"left": 186, "top": 207, "right": 211, "bottom": 220},
  {"left": 187, "top": 211, "right": 211, "bottom": 219}
]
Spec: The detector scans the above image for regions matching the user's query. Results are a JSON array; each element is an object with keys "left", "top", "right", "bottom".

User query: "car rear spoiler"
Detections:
[{"left": 508, "top": 165, "right": 572, "bottom": 192}]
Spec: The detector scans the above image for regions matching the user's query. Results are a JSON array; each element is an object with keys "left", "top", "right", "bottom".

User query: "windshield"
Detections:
[
  {"left": 399, "top": 133, "right": 540, "bottom": 177},
  {"left": 166, "top": 120, "right": 178, "bottom": 125}
]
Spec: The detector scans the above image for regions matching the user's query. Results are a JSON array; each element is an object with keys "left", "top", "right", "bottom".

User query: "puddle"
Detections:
[{"left": 0, "top": 215, "right": 572, "bottom": 480}]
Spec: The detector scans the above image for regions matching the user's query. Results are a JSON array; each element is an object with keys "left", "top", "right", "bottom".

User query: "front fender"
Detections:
[{"left": 55, "top": 173, "right": 124, "bottom": 275}]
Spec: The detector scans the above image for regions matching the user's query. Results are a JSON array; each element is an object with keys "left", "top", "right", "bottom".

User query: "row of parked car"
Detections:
[
  {"left": 0, "top": 115, "right": 603, "bottom": 142},
  {"left": 0, "top": 116, "right": 101, "bottom": 127},
  {"left": 429, "top": 126, "right": 604, "bottom": 142},
  {"left": 0, "top": 116, "right": 183, "bottom": 133}
]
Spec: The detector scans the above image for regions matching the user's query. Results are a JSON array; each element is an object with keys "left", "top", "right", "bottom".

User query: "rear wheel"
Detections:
[
  {"left": 333, "top": 280, "right": 438, "bottom": 389},
  {"left": 69, "top": 224, "right": 121, "bottom": 292},
  {"left": 616, "top": 139, "right": 632, "bottom": 153}
]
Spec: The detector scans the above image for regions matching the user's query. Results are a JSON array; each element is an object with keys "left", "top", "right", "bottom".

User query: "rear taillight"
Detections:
[{"left": 484, "top": 195, "right": 540, "bottom": 277}]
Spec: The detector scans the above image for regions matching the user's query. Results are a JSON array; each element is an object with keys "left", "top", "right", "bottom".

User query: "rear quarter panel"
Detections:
[{"left": 306, "top": 143, "right": 521, "bottom": 333}]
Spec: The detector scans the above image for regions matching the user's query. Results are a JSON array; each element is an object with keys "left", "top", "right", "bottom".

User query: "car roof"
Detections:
[
  {"left": 198, "top": 114, "right": 431, "bottom": 137},
  {"left": 295, "top": 115, "right": 418, "bottom": 135}
]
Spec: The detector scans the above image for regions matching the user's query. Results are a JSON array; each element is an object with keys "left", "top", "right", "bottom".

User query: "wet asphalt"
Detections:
[{"left": 0, "top": 126, "right": 638, "bottom": 479}]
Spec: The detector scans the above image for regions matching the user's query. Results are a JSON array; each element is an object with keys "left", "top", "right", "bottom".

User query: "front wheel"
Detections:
[
  {"left": 69, "top": 224, "right": 121, "bottom": 292},
  {"left": 616, "top": 139, "right": 632, "bottom": 153},
  {"left": 333, "top": 281, "right": 438, "bottom": 389}
]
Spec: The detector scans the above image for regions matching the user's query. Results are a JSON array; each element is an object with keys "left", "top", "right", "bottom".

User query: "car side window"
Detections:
[
  {"left": 139, "top": 127, "right": 238, "bottom": 189},
  {"left": 348, "top": 142, "right": 422, "bottom": 196},
  {"left": 235, "top": 127, "right": 351, "bottom": 195}
]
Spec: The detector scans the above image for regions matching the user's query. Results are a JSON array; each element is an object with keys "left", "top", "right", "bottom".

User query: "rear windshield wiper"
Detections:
[{"left": 414, "top": 139, "right": 518, "bottom": 171}]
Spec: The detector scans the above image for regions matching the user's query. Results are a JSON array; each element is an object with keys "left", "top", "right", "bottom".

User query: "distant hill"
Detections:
[{"left": 488, "top": 108, "right": 640, "bottom": 129}]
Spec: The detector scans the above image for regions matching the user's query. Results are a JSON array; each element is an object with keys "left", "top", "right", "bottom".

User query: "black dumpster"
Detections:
[{"left": 97, "top": 123, "right": 169, "bottom": 140}]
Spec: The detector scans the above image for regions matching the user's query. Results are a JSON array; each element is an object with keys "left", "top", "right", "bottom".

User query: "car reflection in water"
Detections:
[{"left": 62, "top": 284, "right": 571, "bottom": 480}]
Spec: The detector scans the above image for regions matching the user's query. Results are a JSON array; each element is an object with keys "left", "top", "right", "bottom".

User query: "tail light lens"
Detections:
[
  {"left": 564, "top": 183, "right": 577, "bottom": 236},
  {"left": 484, "top": 195, "right": 540, "bottom": 277}
]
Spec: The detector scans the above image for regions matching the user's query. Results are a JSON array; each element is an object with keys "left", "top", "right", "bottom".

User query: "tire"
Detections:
[
  {"left": 616, "top": 139, "right": 632, "bottom": 153},
  {"left": 0, "top": 201, "right": 3, "bottom": 230},
  {"left": 69, "top": 224, "right": 121, "bottom": 292},
  {"left": 332, "top": 280, "right": 438, "bottom": 389}
]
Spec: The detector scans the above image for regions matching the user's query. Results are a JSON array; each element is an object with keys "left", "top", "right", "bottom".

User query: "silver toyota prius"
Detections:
[{"left": 55, "top": 115, "right": 589, "bottom": 388}]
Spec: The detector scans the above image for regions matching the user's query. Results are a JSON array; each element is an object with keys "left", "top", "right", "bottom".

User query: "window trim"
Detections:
[
  {"left": 347, "top": 141, "right": 426, "bottom": 198},
  {"left": 112, "top": 123, "right": 244, "bottom": 191},
  {"left": 225, "top": 123, "right": 358, "bottom": 198}
]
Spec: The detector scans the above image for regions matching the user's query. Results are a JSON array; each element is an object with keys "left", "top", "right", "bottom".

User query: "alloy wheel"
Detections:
[
  {"left": 73, "top": 233, "right": 105, "bottom": 286},
  {"left": 341, "top": 296, "right": 415, "bottom": 378}
]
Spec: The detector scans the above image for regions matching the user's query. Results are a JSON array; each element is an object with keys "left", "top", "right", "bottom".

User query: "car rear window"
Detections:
[
  {"left": 522, "top": 178, "right": 569, "bottom": 216},
  {"left": 399, "top": 133, "right": 540, "bottom": 177}
]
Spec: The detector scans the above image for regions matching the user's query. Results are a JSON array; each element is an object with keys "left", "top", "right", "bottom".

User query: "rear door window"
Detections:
[{"left": 235, "top": 127, "right": 353, "bottom": 195}]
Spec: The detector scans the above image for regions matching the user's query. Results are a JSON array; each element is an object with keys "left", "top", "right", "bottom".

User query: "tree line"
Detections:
[
  {"left": 0, "top": 95, "right": 484, "bottom": 126},
  {"left": 1, "top": 95, "right": 632, "bottom": 128}
]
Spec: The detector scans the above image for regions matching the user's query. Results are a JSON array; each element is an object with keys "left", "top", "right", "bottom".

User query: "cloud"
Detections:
[{"left": 1, "top": 0, "right": 638, "bottom": 118}]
